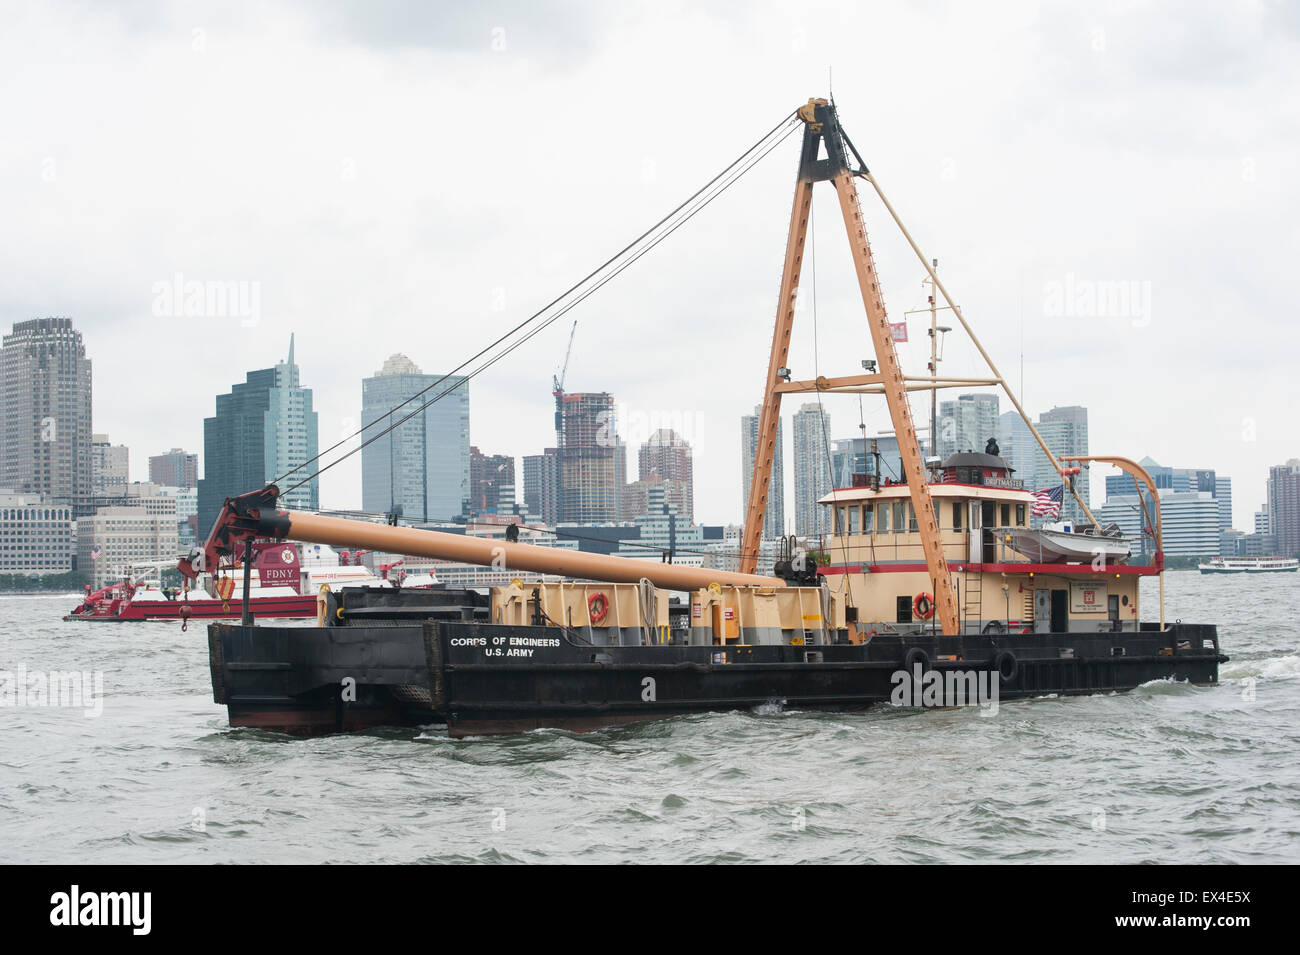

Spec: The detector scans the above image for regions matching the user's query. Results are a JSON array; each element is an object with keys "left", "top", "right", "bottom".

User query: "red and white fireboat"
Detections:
[{"left": 62, "top": 541, "right": 420, "bottom": 622}]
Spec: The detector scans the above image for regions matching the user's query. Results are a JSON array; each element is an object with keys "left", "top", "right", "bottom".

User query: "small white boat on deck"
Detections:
[{"left": 1006, "top": 520, "right": 1132, "bottom": 564}]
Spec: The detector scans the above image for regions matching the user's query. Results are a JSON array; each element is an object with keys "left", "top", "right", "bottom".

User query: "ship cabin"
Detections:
[{"left": 818, "top": 450, "right": 1157, "bottom": 639}]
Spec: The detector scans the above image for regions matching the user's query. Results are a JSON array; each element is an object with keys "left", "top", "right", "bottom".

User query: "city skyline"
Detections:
[{"left": 1, "top": 311, "right": 1287, "bottom": 539}]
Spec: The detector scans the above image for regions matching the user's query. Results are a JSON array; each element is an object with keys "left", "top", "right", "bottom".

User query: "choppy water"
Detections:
[{"left": 1, "top": 572, "right": 1297, "bottom": 864}]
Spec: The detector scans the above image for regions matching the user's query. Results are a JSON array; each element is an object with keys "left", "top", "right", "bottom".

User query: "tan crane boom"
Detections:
[{"left": 181, "top": 486, "right": 785, "bottom": 592}]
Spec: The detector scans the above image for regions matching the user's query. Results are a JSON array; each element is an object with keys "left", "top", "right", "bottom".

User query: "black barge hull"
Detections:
[{"left": 207, "top": 618, "right": 1226, "bottom": 738}]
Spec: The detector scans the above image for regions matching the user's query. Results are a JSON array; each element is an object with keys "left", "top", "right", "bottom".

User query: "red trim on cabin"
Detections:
[{"left": 818, "top": 562, "right": 1159, "bottom": 577}]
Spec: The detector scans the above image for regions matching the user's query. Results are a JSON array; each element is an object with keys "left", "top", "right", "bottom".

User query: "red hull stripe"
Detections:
[{"left": 819, "top": 562, "right": 1157, "bottom": 577}]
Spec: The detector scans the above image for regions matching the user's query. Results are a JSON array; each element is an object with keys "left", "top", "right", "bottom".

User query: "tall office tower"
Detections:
[
  {"left": 791, "top": 403, "right": 832, "bottom": 538},
  {"left": 1029, "top": 405, "right": 1090, "bottom": 524},
  {"left": 1214, "top": 475, "right": 1233, "bottom": 533},
  {"left": 0, "top": 318, "right": 93, "bottom": 507},
  {"left": 149, "top": 448, "right": 198, "bottom": 488},
  {"left": 740, "top": 405, "right": 784, "bottom": 538},
  {"left": 469, "top": 447, "right": 516, "bottom": 515},
  {"left": 360, "top": 353, "right": 469, "bottom": 524},
  {"left": 198, "top": 336, "right": 319, "bottom": 533},
  {"left": 936, "top": 392, "right": 1000, "bottom": 459},
  {"left": 1267, "top": 459, "right": 1300, "bottom": 557},
  {"left": 91, "top": 434, "right": 129, "bottom": 495},
  {"left": 997, "top": 410, "right": 1034, "bottom": 482},
  {"left": 555, "top": 391, "right": 621, "bottom": 523},
  {"left": 638, "top": 428, "right": 694, "bottom": 523},
  {"left": 523, "top": 447, "right": 561, "bottom": 525}
]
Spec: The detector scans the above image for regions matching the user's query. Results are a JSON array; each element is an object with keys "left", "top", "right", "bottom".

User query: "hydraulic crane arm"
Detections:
[{"left": 181, "top": 485, "right": 785, "bottom": 592}]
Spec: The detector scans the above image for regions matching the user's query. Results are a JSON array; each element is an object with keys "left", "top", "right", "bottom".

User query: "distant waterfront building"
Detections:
[
  {"left": 614, "top": 483, "right": 705, "bottom": 567},
  {"left": 0, "top": 490, "right": 75, "bottom": 576},
  {"left": 0, "top": 318, "right": 93, "bottom": 508},
  {"left": 198, "top": 336, "right": 319, "bottom": 533},
  {"left": 77, "top": 503, "right": 179, "bottom": 589},
  {"left": 149, "top": 448, "right": 198, "bottom": 489},
  {"left": 997, "top": 411, "right": 1035, "bottom": 485},
  {"left": 830, "top": 435, "right": 903, "bottom": 488},
  {"left": 360, "top": 354, "right": 469, "bottom": 523},
  {"left": 523, "top": 448, "right": 560, "bottom": 526},
  {"left": 1023, "top": 406, "right": 1090, "bottom": 525},
  {"left": 792, "top": 404, "right": 832, "bottom": 538},
  {"left": 1215, "top": 476, "right": 1233, "bottom": 533},
  {"left": 1239, "top": 531, "right": 1276, "bottom": 557},
  {"left": 1105, "top": 460, "right": 1233, "bottom": 551},
  {"left": 556, "top": 391, "right": 622, "bottom": 523},
  {"left": 621, "top": 475, "right": 691, "bottom": 523},
  {"left": 937, "top": 393, "right": 999, "bottom": 460},
  {"left": 1254, "top": 507, "right": 1270, "bottom": 535},
  {"left": 1098, "top": 490, "right": 1222, "bottom": 558},
  {"left": 157, "top": 485, "right": 199, "bottom": 549},
  {"left": 91, "top": 434, "right": 129, "bottom": 496},
  {"left": 469, "top": 447, "right": 516, "bottom": 516},
  {"left": 740, "top": 405, "right": 784, "bottom": 537},
  {"left": 703, "top": 526, "right": 784, "bottom": 577},
  {"left": 1267, "top": 459, "right": 1300, "bottom": 557},
  {"left": 638, "top": 429, "right": 693, "bottom": 523}
]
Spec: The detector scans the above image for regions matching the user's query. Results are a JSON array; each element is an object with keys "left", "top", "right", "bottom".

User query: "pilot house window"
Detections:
[
  {"left": 953, "top": 502, "right": 962, "bottom": 530},
  {"left": 848, "top": 506, "right": 859, "bottom": 535},
  {"left": 892, "top": 501, "right": 906, "bottom": 534},
  {"left": 1016, "top": 503, "right": 1026, "bottom": 526}
]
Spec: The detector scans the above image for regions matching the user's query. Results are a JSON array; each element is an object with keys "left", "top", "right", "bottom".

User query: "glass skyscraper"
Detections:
[
  {"left": 361, "top": 354, "right": 469, "bottom": 522},
  {"left": 198, "top": 336, "right": 318, "bottom": 534},
  {"left": 740, "top": 405, "right": 784, "bottom": 539}
]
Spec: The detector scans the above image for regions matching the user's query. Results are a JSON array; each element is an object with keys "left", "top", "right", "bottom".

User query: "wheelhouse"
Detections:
[{"left": 819, "top": 452, "right": 1155, "bottom": 638}]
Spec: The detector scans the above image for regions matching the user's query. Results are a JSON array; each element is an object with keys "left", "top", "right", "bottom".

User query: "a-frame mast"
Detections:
[{"left": 741, "top": 98, "right": 959, "bottom": 636}]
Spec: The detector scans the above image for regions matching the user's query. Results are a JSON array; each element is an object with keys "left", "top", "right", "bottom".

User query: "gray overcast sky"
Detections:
[{"left": 2, "top": 0, "right": 1296, "bottom": 530}]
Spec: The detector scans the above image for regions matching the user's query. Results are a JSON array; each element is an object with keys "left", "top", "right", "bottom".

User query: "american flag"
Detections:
[
  {"left": 90, "top": 545, "right": 101, "bottom": 561},
  {"left": 1030, "top": 485, "right": 1064, "bottom": 518}
]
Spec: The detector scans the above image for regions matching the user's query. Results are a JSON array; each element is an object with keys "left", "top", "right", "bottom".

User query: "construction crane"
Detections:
[
  {"left": 739, "top": 98, "right": 960, "bottom": 635},
  {"left": 552, "top": 318, "right": 578, "bottom": 434},
  {"left": 552, "top": 318, "right": 578, "bottom": 396}
]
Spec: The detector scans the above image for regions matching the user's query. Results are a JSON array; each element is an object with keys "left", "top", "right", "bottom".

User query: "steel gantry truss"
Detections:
[{"left": 740, "top": 97, "right": 1099, "bottom": 636}]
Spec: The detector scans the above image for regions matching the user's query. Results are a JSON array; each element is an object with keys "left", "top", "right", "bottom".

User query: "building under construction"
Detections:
[{"left": 555, "top": 391, "right": 624, "bottom": 523}]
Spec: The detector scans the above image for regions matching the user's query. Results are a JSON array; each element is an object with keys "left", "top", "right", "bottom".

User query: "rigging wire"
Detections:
[
  {"left": 275, "top": 110, "right": 800, "bottom": 493},
  {"left": 283, "top": 119, "right": 802, "bottom": 496}
]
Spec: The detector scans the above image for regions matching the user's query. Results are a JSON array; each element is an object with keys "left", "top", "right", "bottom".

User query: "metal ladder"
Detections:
[{"left": 962, "top": 531, "right": 982, "bottom": 633}]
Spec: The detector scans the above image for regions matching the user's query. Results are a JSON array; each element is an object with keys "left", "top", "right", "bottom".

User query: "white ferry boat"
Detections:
[{"left": 1198, "top": 556, "right": 1298, "bottom": 574}]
